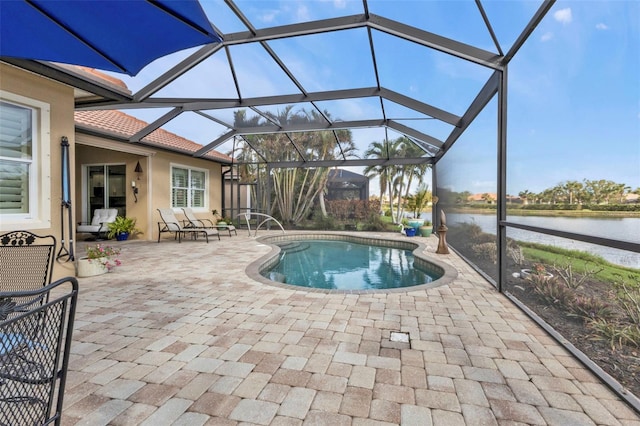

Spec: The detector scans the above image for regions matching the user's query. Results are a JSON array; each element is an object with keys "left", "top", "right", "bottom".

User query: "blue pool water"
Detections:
[{"left": 261, "top": 239, "right": 442, "bottom": 290}]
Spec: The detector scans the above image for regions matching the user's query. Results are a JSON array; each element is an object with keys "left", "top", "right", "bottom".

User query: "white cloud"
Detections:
[
  {"left": 334, "top": 0, "right": 347, "bottom": 9},
  {"left": 541, "top": 32, "right": 554, "bottom": 42},
  {"left": 260, "top": 10, "right": 278, "bottom": 23},
  {"left": 553, "top": 8, "right": 573, "bottom": 24},
  {"left": 296, "top": 5, "right": 310, "bottom": 21},
  {"left": 596, "top": 23, "right": 609, "bottom": 30}
]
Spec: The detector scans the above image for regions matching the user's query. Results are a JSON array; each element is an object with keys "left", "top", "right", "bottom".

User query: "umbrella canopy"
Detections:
[{"left": 0, "top": 0, "right": 221, "bottom": 76}]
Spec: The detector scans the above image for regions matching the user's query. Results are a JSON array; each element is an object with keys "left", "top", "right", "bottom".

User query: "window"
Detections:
[
  {"left": 0, "top": 92, "right": 50, "bottom": 229},
  {"left": 171, "top": 165, "right": 207, "bottom": 209}
]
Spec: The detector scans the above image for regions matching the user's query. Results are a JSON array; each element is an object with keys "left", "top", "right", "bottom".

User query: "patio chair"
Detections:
[
  {"left": 183, "top": 208, "right": 236, "bottom": 236},
  {"left": 77, "top": 208, "right": 118, "bottom": 239},
  {"left": 0, "top": 276, "right": 78, "bottom": 426},
  {"left": 182, "top": 207, "right": 215, "bottom": 229},
  {"left": 0, "top": 231, "right": 56, "bottom": 293},
  {"left": 157, "top": 209, "right": 220, "bottom": 243}
]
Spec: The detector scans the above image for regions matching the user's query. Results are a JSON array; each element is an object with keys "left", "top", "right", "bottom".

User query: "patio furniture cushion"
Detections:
[{"left": 77, "top": 209, "right": 118, "bottom": 237}]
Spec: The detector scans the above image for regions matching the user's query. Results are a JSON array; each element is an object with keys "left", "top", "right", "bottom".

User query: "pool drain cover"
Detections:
[{"left": 390, "top": 331, "right": 410, "bottom": 343}]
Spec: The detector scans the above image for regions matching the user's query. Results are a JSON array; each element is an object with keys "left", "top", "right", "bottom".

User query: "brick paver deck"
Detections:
[{"left": 63, "top": 231, "right": 640, "bottom": 425}]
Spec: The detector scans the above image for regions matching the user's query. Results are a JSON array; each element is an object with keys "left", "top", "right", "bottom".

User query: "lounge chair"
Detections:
[
  {"left": 181, "top": 207, "right": 215, "bottom": 228},
  {"left": 77, "top": 208, "right": 118, "bottom": 239},
  {"left": 157, "top": 208, "right": 219, "bottom": 243}
]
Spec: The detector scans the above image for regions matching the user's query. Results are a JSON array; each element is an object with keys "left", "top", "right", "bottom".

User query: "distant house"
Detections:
[
  {"left": 624, "top": 193, "right": 639, "bottom": 204},
  {"left": 468, "top": 193, "right": 497, "bottom": 204},
  {"left": 326, "top": 169, "right": 369, "bottom": 201}
]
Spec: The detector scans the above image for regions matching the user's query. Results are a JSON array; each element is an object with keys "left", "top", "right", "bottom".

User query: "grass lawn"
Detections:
[{"left": 520, "top": 241, "right": 640, "bottom": 284}]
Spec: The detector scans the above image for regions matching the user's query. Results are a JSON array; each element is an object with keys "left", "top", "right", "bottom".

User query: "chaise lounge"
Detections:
[
  {"left": 183, "top": 207, "right": 237, "bottom": 236},
  {"left": 157, "top": 208, "right": 220, "bottom": 243}
]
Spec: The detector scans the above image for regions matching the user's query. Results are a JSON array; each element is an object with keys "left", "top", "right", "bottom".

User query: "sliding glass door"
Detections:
[{"left": 86, "top": 164, "right": 126, "bottom": 219}]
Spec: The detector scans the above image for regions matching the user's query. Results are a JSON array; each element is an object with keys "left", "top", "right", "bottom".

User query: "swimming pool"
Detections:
[{"left": 253, "top": 234, "right": 454, "bottom": 292}]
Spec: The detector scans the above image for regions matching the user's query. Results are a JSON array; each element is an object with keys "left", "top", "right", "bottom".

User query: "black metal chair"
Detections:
[
  {"left": 0, "top": 231, "right": 56, "bottom": 293},
  {"left": 0, "top": 276, "right": 79, "bottom": 426}
]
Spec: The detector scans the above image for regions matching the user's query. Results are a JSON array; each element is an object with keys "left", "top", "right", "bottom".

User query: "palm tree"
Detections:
[
  {"left": 406, "top": 183, "right": 431, "bottom": 218},
  {"left": 562, "top": 181, "right": 583, "bottom": 205},
  {"left": 363, "top": 141, "right": 390, "bottom": 205},
  {"left": 235, "top": 106, "right": 355, "bottom": 225},
  {"left": 364, "top": 137, "right": 431, "bottom": 223},
  {"left": 394, "top": 138, "right": 431, "bottom": 222},
  {"left": 518, "top": 190, "right": 532, "bottom": 205},
  {"left": 364, "top": 140, "right": 399, "bottom": 219}
]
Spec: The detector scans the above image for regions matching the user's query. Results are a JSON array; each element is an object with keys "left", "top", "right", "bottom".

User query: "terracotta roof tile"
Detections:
[
  {"left": 75, "top": 110, "right": 232, "bottom": 162},
  {"left": 74, "top": 66, "right": 129, "bottom": 91}
]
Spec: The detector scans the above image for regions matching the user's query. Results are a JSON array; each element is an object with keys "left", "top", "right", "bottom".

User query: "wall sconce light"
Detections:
[
  {"left": 132, "top": 180, "right": 139, "bottom": 203},
  {"left": 134, "top": 161, "right": 143, "bottom": 180}
]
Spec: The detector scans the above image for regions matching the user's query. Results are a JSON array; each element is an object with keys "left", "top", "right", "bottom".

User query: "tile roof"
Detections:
[
  {"left": 468, "top": 192, "right": 497, "bottom": 201},
  {"left": 72, "top": 66, "right": 130, "bottom": 92},
  {"left": 75, "top": 110, "right": 232, "bottom": 163}
]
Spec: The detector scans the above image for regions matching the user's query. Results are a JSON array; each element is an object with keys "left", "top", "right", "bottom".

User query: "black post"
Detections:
[{"left": 57, "top": 136, "right": 74, "bottom": 261}]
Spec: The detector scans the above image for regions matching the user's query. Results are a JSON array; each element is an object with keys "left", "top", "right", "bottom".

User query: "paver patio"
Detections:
[{"left": 62, "top": 231, "right": 640, "bottom": 425}]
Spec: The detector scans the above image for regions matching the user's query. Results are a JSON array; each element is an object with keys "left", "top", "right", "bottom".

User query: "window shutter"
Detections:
[{"left": 0, "top": 102, "right": 31, "bottom": 213}]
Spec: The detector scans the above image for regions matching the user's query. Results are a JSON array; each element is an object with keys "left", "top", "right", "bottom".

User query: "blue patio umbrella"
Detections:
[{"left": 0, "top": 0, "right": 221, "bottom": 76}]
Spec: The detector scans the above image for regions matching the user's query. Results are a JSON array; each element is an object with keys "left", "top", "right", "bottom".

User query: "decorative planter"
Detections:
[
  {"left": 419, "top": 226, "right": 432, "bottom": 237},
  {"left": 77, "top": 257, "right": 109, "bottom": 277},
  {"left": 405, "top": 227, "right": 417, "bottom": 237},
  {"left": 406, "top": 219, "right": 424, "bottom": 230},
  {"left": 115, "top": 232, "right": 129, "bottom": 241}
]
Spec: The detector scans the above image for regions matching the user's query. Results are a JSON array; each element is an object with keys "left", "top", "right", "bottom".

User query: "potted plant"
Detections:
[
  {"left": 419, "top": 220, "right": 433, "bottom": 237},
  {"left": 77, "top": 243, "right": 122, "bottom": 277},
  {"left": 107, "top": 216, "right": 141, "bottom": 241}
]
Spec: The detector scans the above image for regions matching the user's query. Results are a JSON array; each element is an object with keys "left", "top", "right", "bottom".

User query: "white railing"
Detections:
[{"left": 236, "top": 212, "right": 286, "bottom": 237}]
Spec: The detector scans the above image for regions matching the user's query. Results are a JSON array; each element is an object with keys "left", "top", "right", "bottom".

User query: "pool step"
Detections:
[
  {"left": 269, "top": 271, "right": 287, "bottom": 283},
  {"left": 276, "top": 242, "right": 310, "bottom": 254}
]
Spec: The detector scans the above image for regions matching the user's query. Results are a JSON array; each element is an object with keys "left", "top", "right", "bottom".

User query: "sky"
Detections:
[{"left": 105, "top": 0, "right": 640, "bottom": 197}]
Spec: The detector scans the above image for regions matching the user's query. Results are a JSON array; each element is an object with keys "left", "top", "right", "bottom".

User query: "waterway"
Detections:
[{"left": 426, "top": 213, "right": 640, "bottom": 268}]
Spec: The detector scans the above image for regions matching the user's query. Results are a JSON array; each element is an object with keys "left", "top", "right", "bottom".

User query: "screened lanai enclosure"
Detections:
[{"left": 4, "top": 0, "right": 639, "bottom": 410}]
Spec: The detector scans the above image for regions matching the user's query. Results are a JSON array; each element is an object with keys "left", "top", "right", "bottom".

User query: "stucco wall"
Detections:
[
  {"left": 0, "top": 63, "right": 76, "bottom": 279},
  {"left": 74, "top": 144, "right": 149, "bottom": 239},
  {"left": 75, "top": 137, "right": 223, "bottom": 243},
  {"left": 150, "top": 151, "right": 223, "bottom": 242}
]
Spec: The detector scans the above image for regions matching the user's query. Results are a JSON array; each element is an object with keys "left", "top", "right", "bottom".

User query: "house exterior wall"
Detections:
[
  {"left": 74, "top": 144, "right": 150, "bottom": 239},
  {"left": 74, "top": 134, "right": 224, "bottom": 243},
  {"left": 150, "top": 151, "right": 223, "bottom": 241},
  {"left": 0, "top": 63, "right": 76, "bottom": 280}
]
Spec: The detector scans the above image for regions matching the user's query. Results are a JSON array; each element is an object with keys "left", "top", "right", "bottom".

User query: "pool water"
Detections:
[{"left": 261, "top": 239, "right": 441, "bottom": 290}]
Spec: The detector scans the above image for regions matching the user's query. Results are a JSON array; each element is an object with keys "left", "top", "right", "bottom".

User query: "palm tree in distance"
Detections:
[
  {"left": 365, "top": 137, "right": 431, "bottom": 223},
  {"left": 363, "top": 141, "right": 391, "bottom": 213}
]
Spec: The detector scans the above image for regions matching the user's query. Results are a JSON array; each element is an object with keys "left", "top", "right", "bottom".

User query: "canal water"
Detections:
[{"left": 427, "top": 213, "right": 640, "bottom": 268}]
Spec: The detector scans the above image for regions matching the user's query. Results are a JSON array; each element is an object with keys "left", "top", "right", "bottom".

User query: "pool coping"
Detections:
[{"left": 246, "top": 231, "right": 458, "bottom": 294}]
